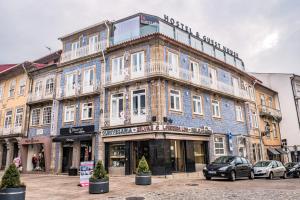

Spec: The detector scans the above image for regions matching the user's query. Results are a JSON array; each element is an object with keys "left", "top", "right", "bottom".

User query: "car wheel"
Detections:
[
  {"left": 205, "top": 176, "right": 211, "bottom": 180},
  {"left": 281, "top": 172, "right": 287, "bottom": 179},
  {"left": 249, "top": 171, "right": 254, "bottom": 180},
  {"left": 230, "top": 171, "right": 236, "bottom": 181},
  {"left": 295, "top": 172, "right": 300, "bottom": 178},
  {"left": 268, "top": 172, "right": 274, "bottom": 180}
]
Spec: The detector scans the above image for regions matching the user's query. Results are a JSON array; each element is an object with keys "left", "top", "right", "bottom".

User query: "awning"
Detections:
[
  {"left": 53, "top": 134, "right": 94, "bottom": 142},
  {"left": 276, "top": 148, "right": 287, "bottom": 154},
  {"left": 267, "top": 148, "right": 280, "bottom": 155}
]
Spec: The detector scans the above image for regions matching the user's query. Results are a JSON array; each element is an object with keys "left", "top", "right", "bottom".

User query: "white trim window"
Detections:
[
  {"left": 83, "top": 68, "right": 94, "bottom": 93},
  {"left": 43, "top": 107, "right": 52, "bottom": 124},
  {"left": 260, "top": 95, "right": 266, "bottom": 106},
  {"left": 111, "top": 93, "right": 124, "bottom": 125},
  {"left": 235, "top": 105, "right": 244, "bottom": 122},
  {"left": 15, "top": 108, "right": 23, "bottom": 127},
  {"left": 167, "top": 51, "right": 179, "bottom": 77},
  {"left": 31, "top": 108, "right": 41, "bottom": 126},
  {"left": 4, "top": 110, "right": 13, "bottom": 128},
  {"left": 131, "top": 51, "right": 144, "bottom": 78},
  {"left": 65, "top": 73, "right": 76, "bottom": 96},
  {"left": 251, "top": 111, "right": 259, "bottom": 128},
  {"left": 131, "top": 89, "right": 146, "bottom": 123},
  {"left": 208, "top": 67, "right": 217, "bottom": 89},
  {"left": 268, "top": 97, "right": 273, "bottom": 108},
  {"left": 112, "top": 56, "right": 125, "bottom": 82},
  {"left": 190, "top": 61, "right": 200, "bottom": 82},
  {"left": 214, "top": 137, "right": 225, "bottom": 155},
  {"left": 34, "top": 80, "right": 42, "bottom": 97},
  {"left": 193, "top": 95, "right": 203, "bottom": 115},
  {"left": 82, "top": 103, "right": 93, "bottom": 120},
  {"left": 212, "top": 99, "right": 221, "bottom": 118},
  {"left": 19, "top": 78, "right": 26, "bottom": 95},
  {"left": 0, "top": 85, "right": 3, "bottom": 100},
  {"left": 9, "top": 79, "right": 16, "bottom": 97},
  {"left": 64, "top": 105, "right": 75, "bottom": 122},
  {"left": 170, "top": 89, "right": 181, "bottom": 111},
  {"left": 272, "top": 123, "right": 277, "bottom": 138},
  {"left": 45, "top": 78, "right": 54, "bottom": 95}
]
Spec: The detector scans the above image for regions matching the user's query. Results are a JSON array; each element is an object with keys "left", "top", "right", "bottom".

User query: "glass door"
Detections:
[{"left": 170, "top": 140, "right": 185, "bottom": 172}]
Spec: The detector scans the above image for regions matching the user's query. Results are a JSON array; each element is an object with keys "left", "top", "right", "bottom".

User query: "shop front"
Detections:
[
  {"left": 102, "top": 125, "right": 211, "bottom": 176},
  {"left": 266, "top": 146, "right": 287, "bottom": 162},
  {"left": 53, "top": 125, "right": 95, "bottom": 173}
]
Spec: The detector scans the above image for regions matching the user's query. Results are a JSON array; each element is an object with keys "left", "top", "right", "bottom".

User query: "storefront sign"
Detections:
[
  {"left": 102, "top": 125, "right": 212, "bottom": 137},
  {"left": 163, "top": 14, "right": 239, "bottom": 58},
  {"left": 79, "top": 161, "right": 94, "bottom": 187},
  {"left": 60, "top": 125, "right": 95, "bottom": 136},
  {"left": 22, "top": 138, "right": 40, "bottom": 144}
]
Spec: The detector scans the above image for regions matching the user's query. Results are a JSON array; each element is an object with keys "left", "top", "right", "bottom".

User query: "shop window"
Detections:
[
  {"left": 43, "top": 107, "right": 52, "bottom": 124},
  {"left": 64, "top": 105, "right": 75, "bottom": 122},
  {"left": 19, "top": 78, "right": 26, "bottom": 95},
  {"left": 131, "top": 51, "right": 144, "bottom": 77},
  {"left": 82, "top": 103, "right": 93, "bottom": 120},
  {"left": 193, "top": 95, "right": 203, "bottom": 115},
  {"left": 109, "top": 143, "right": 125, "bottom": 167},
  {"left": 194, "top": 141, "right": 206, "bottom": 164},
  {"left": 132, "top": 89, "right": 146, "bottom": 118},
  {"left": 170, "top": 89, "right": 181, "bottom": 111},
  {"left": 214, "top": 137, "right": 225, "bottom": 155},
  {"left": 45, "top": 78, "right": 54, "bottom": 95},
  {"left": 31, "top": 108, "right": 41, "bottom": 126},
  {"left": 167, "top": 51, "right": 179, "bottom": 77},
  {"left": 15, "top": 108, "right": 23, "bottom": 127},
  {"left": 212, "top": 99, "right": 221, "bottom": 118},
  {"left": 112, "top": 56, "right": 124, "bottom": 82},
  {"left": 235, "top": 105, "right": 244, "bottom": 122},
  {"left": 4, "top": 110, "right": 13, "bottom": 128},
  {"left": 9, "top": 79, "right": 16, "bottom": 97}
]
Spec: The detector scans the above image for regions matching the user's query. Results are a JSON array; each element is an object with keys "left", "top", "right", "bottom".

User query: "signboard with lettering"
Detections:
[
  {"left": 79, "top": 161, "right": 94, "bottom": 187},
  {"left": 60, "top": 125, "right": 95, "bottom": 136},
  {"left": 102, "top": 125, "right": 212, "bottom": 137}
]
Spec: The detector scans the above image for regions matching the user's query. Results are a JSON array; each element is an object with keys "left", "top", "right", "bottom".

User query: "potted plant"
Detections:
[
  {"left": 135, "top": 156, "right": 151, "bottom": 185},
  {"left": 89, "top": 160, "right": 109, "bottom": 194},
  {"left": 0, "top": 164, "right": 26, "bottom": 200}
]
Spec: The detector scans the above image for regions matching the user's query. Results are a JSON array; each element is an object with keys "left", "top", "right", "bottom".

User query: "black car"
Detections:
[
  {"left": 203, "top": 156, "right": 254, "bottom": 181},
  {"left": 285, "top": 162, "right": 300, "bottom": 178}
]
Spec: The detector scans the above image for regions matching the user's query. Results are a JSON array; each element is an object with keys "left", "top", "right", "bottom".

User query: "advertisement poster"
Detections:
[{"left": 79, "top": 161, "right": 94, "bottom": 187}]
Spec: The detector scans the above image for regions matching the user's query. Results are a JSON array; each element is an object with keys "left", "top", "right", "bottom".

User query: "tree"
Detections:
[
  {"left": 137, "top": 156, "right": 150, "bottom": 174},
  {"left": 90, "top": 160, "right": 108, "bottom": 182},
  {"left": 1, "top": 164, "right": 23, "bottom": 189}
]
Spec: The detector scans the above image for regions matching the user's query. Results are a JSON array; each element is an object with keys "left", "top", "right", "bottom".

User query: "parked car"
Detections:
[
  {"left": 285, "top": 162, "right": 300, "bottom": 178},
  {"left": 203, "top": 156, "right": 254, "bottom": 181},
  {"left": 253, "top": 160, "right": 286, "bottom": 179}
]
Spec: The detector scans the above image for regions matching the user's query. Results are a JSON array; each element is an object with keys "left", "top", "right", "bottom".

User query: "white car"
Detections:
[{"left": 253, "top": 160, "right": 286, "bottom": 179}]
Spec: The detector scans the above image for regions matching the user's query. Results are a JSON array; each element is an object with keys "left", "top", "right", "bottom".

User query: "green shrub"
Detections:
[
  {"left": 137, "top": 156, "right": 150, "bottom": 174},
  {"left": 0, "top": 164, "right": 24, "bottom": 189},
  {"left": 90, "top": 160, "right": 108, "bottom": 182}
]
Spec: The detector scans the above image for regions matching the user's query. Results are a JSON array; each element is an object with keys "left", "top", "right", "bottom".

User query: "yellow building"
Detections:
[{"left": 0, "top": 63, "right": 32, "bottom": 169}]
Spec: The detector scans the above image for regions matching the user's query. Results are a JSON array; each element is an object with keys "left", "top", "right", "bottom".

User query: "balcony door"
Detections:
[
  {"left": 131, "top": 89, "right": 146, "bottom": 123},
  {"left": 190, "top": 61, "right": 200, "bottom": 84},
  {"left": 232, "top": 77, "right": 240, "bottom": 96},
  {"left": 89, "top": 35, "right": 99, "bottom": 54},
  {"left": 112, "top": 56, "right": 125, "bottom": 83},
  {"left": 34, "top": 81, "right": 42, "bottom": 98},
  {"left": 110, "top": 93, "right": 124, "bottom": 126},
  {"left": 131, "top": 51, "right": 144, "bottom": 79},
  {"left": 65, "top": 73, "right": 76, "bottom": 96},
  {"left": 167, "top": 52, "right": 179, "bottom": 78},
  {"left": 208, "top": 67, "right": 217, "bottom": 89},
  {"left": 71, "top": 42, "right": 79, "bottom": 59},
  {"left": 82, "top": 68, "right": 94, "bottom": 94}
]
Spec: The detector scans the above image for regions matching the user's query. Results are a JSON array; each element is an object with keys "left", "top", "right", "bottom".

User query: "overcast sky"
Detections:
[{"left": 0, "top": 0, "right": 299, "bottom": 74}]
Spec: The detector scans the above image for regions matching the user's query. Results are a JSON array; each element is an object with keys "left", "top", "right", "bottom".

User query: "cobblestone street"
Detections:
[{"left": 4, "top": 172, "right": 300, "bottom": 200}]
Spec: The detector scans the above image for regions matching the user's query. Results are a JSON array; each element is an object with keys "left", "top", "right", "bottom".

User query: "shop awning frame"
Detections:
[
  {"left": 52, "top": 133, "right": 94, "bottom": 142},
  {"left": 276, "top": 148, "right": 287, "bottom": 154},
  {"left": 267, "top": 148, "right": 280, "bottom": 155}
]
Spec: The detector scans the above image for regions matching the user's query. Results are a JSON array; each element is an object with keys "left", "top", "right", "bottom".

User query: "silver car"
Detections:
[{"left": 253, "top": 160, "right": 287, "bottom": 179}]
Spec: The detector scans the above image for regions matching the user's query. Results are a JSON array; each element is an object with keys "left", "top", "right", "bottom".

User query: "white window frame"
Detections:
[
  {"left": 45, "top": 78, "right": 54, "bottom": 95},
  {"left": 43, "top": 106, "right": 52, "bottom": 125},
  {"left": 82, "top": 67, "right": 95, "bottom": 93},
  {"left": 34, "top": 80, "right": 43, "bottom": 97},
  {"left": 190, "top": 60, "right": 200, "bottom": 83},
  {"left": 31, "top": 108, "right": 41, "bottom": 126},
  {"left": 131, "top": 89, "right": 146, "bottom": 123},
  {"left": 272, "top": 123, "right": 277, "bottom": 138},
  {"left": 64, "top": 105, "right": 75, "bottom": 123},
  {"left": 208, "top": 66, "right": 217, "bottom": 89},
  {"left": 0, "top": 85, "right": 3, "bottom": 100},
  {"left": 65, "top": 72, "right": 76, "bottom": 96},
  {"left": 170, "top": 89, "right": 181, "bottom": 111},
  {"left": 214, "top": 137, "right": 225, "bottom": 155},
  {"left": 235, "top": 105, "right": 244, "bottom": 122},
  {"left": 18, "top": 78, "right": 26, "bottom": 95},
  {"left": 81, "top": 102, "right": 93, "bottom": 120},
  {"left": 192, "top": 95, "right": 203, "bottom": 115},
  {"left": 4, "top": 110, "right": 13, "bottom": 128},
  {"left": 110, "top": 93, "right": 124, "bottom": 125},
  {"left": 212, "top": 99, "right": 221, "bottom": 118},
  {"left": 9, "top": 79, "right": 16, "bottom": 98},
  {"left": 15, "top": 108, "right": 23, "bottom": 127},
  {"left": 252, "top": 111, "right": 259, "bottom": 128},
  {"left": 167, "top": 51, "right": 179, "bottom": 77},
  {"left": 112, "top": 56, "right": 125, "bottom": 82},
  {"left": 131, "top": 51, "right": 145, "bottom": 78}
]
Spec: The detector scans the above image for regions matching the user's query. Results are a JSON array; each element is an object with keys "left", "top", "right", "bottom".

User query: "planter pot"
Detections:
[
  {"left": 0, "top": 187, "right": 26, "bottom": 200},
  {"left": 89, "top": 179, "right": 109, "bottom": 194},
  {"left": 68, "top": 168, "right": 78, "bottom": 176},
  {"left": 135, "top": 172, "right": 151, "bottom": 185}
]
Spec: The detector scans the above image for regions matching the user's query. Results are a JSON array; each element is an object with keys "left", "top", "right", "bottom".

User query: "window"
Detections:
[
  {"left": 83, "top": 68, "right": 94, "bottom": 87},
  {"left": 66, "top": 73, "right": 76, "bottom": 94},
  {"left": 82, "top": 103, "right": 93, "bottom": 120},
  {"left": 193, "top": 95, "right": 203, "bottom": 115},
  {"left": 268, "top": 97, "right": 273, "bottom": 107},
  {"left": 4, "top": 111, "right": 13, "bottom": 128},
  {"left": 252, "top": 111, "right": 259, "bottom": 128},
  {"left": 112, "top": 56, "right": 124, "bottom": 80},
  {"left": 34, "top": 81, "right": 42, "bottom": 96},
  {"left": 272, "top": 123, "right": 277, "bottom": 138},
  {"left": 190, "top": 61, "right": 200, "bottom": 81},
  {"left": 131, "top": 51, "right": 144, "bottom": 76},
  {"left": 19, "top": 78, "right": 26, "bottom": 95},
  {"left": 132, "top": 90, "right": 146, "bottom": 117},
  {"left": 45, "top": 78, "right": 54, "bottom": 95},
  {"left": 208, "top": 67, "right": 217, "bottom": 88},
  {"left": 9, "top": 80, "right": 16, "bottom": 97},
  {"left": 212, "top": 99, "right": 221, "bottom": 118},
  {"left": 296, "top": 83, "right": 300, "bottom": 96},
  {"left": 235, "top": 105, "right": 244, "bottom": 122},
  {"left": 170, "top": 90, "right": 181, "bottom": 111},
  {"left": 260, "top": 95, "right": 266, "bottom": 106},
  {"left": 111, "top": 94, "right": 124, "bottom": 119},
  {"left": 64, "top": 105, "right": 75, "bottom": 122},
  {"left": 15, "top": 108, "right": 23, "bottom": 127},
  {"left": 0, "top": 85, "right": 3, "bottom": 100},
  {"left": 31, "top": 108, "right": 41, "bottom": 126},
  {"left": 43, "top": 107, "right": 52, "bottom": 124},
  {"left": 214, "top": 137, "right": 225, "bottom": 155},
  {"left": 167, "top": 52, "right": 179, "bottom": 76}
]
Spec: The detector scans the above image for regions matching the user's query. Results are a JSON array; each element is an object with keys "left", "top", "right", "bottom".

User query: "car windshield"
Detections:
[
  {"left": 212, "top": 156, "right": 235, "bottom": 164},
  {"left": 254, "top": 161, "right": 271, "bottom": 167},
  {"left": 285, "top": 163, "right": 297, "bottom": 168}
]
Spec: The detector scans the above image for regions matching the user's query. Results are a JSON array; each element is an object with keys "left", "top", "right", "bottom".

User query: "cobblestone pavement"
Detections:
[{"left": 1, "top": 172, "right": 300, "bottom": 200}]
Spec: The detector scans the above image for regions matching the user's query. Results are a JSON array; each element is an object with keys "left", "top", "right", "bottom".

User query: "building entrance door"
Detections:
[
  {"left": 170, "top": 140, "right": 186, "bottom": 172},
  {"left": 132, "top": 141, "right": 150, "bottom": 174},
  {"left": 62, "top": 146, "right": 73, "bottom": 173},
  {"left": 1, "top": 144, "right": 7, "bottom": 169},
  {"left": 80, "top": 141, "right": 92, "bottom": 162}
]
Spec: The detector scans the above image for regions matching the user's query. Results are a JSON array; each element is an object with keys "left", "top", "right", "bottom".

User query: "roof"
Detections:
[{"left": 0, "top": 64, "right": 17, "bottom": 73}]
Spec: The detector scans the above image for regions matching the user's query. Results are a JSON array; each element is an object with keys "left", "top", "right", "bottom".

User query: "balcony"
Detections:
[
  {"left": 58, "top": 83, "right": 100, "bottom": 100},
  {"left": 60, "top": 40, "right": 107, "bottom": 63},
  {"left": 258, "top": 105, "right": 282, "bottom": 121},
  {"left": 27, "top": 92, "right": 54, "bottom": 104},
  {"left": 104, "top": 61, "right": 252, "bottom": 101},
  {"left": 0, "top": 126, "right": 22, "bottom": 136},
  {"left": 102, "top": 112, "right": 152, "bottom": 128}
]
